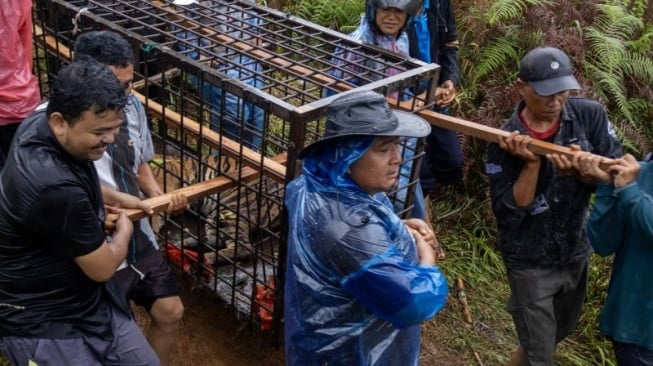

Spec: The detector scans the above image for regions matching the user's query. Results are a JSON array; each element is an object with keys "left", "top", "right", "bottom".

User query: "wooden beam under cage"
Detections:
[
  {"left": 125, "top": 153, "right": 287, "bottom": 221},
  {"left": 33, "top": 24, "right": 287, "bottom": 184}
]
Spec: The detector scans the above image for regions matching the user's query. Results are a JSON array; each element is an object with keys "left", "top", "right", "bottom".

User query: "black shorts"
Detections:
[{"left": 114, "top": 250, "right": 179, "bottom": 311}]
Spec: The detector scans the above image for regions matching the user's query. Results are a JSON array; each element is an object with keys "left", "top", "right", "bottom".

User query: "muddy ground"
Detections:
[{"left": 141, "top": 272, "right": 464, "bottom": 366}]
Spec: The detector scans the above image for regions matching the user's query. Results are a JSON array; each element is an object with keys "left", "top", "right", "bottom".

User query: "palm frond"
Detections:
[
  {"left": 486, "top": 0, "right": 553, "bottom": 26},
  {"left": 472, "top": 35, "right": 521, "bottom": 84}
]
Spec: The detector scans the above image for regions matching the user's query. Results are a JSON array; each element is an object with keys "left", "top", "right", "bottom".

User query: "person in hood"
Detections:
[
  {"left": 284, "top": 90, "right": 448, "bottom": 366},
  {"left": 328, "top": 0, "right": 436, "bottom": 254},
  {"left": 407, "top": 0, "right": 464, "bottom": 213},
  {"left": 583, "top": 152, "right": 653, "bottom": 365}
]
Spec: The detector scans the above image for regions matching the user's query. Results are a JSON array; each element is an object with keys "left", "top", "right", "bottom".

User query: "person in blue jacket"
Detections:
[
  {"left": 329, "top": 0, "right": 429, "bottom": 226},
  {"left": 284, "top": 90, "right": 448, "bottom": 366},
  {"left": 406, "top": 0, "right": 464, "bottom": 196},
  {"left": 174, "top": 0, "right": 265, "bottom": 152},
  {"left": 584, "top": 153, "right": 653, "bottom": 365}
]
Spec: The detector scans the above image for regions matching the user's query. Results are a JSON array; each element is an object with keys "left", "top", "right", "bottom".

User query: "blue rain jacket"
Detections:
[
  {"left": 587, "top": 161, "right": 653, "bottom": 350},
  {"left": 284, "top": 137, "right": 448, "bottom": 366}
]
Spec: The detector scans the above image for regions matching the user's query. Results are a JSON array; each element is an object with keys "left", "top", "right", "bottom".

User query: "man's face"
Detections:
[
  {"left": 349, "top": 136, "right": 402, "bottom": 195},
  {"left": 375, "top": 7, "right": 408, "bottom": 38},
  {"left": 518, "top": 80, "right": 570, "bottom": 122},
  {"left": 50, "top": 109, "right": 123, "bottom": 161},
  {"left": 108, "top": 64, "right": 135, "bottom": 96}
]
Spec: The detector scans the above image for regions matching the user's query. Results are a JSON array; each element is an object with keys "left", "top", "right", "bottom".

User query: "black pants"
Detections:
[{"left": 419, "top": 124, "right": 463, "bottom": 193}]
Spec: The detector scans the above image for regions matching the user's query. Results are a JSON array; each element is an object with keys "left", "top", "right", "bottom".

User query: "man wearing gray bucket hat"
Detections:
[
  {"left": 486, "top": 46, "right": 623, "bottom": 365},
  {"left": 284, "top": 90, "right": 448, "bottom": 366}
]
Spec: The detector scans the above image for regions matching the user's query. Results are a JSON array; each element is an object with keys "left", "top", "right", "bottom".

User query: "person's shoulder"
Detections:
[
  {"left": 565, "top": 96, "right": 605, "bottom": 111},
  {"left": 563, "top": 97, "right": 611, "bottom": 126},
  {"left": 126, "top": 95, "right": 146, "bottom": 116},
  {"left": 499, "top": 110, "right": 521, "bottom": 131},
  {"left": 349, "top": 18, "right": 373, "bottom": 43}
]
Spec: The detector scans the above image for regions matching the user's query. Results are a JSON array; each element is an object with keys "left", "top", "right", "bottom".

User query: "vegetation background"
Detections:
[{"left": 1, "top": 0, "right": 650, "bottom": 365}]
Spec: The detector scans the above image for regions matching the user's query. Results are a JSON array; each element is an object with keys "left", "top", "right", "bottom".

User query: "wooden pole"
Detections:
[{"left": 125, "top": 154, "right": 286, "bottom": 221}]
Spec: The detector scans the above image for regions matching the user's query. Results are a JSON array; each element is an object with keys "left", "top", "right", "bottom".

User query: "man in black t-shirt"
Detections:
[{"left": 0, "top": 60, "right": 160, "bottom": 365}]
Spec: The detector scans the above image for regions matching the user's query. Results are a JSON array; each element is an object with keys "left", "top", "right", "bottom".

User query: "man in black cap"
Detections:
[
  {"left": 284, "top": 90, "right": 448, "bottom": 366},
  {"left": 485, "top": 46, "right": 623, "bottom": 365}
]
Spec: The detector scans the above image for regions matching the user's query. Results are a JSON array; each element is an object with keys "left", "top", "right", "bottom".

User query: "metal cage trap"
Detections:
[{"left": 32, "top": 0, "right": 441, "bottom": 336}]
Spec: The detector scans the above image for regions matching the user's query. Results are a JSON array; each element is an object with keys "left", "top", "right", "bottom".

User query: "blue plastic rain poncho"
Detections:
[
  {"left": 328, "top": 14, "right": 427, "bottom": 220},
  {"left": 284, "top": 137, "right": 448, "bottom": 366}
]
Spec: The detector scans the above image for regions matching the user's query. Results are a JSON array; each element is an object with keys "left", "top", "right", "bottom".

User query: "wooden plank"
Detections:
[
  {"left": 125, "top": 153, "right": 287, "bottom": 220},
  {"left": 392, "top": 99, "right": 617, "bottom": 169},
  {"left": 133, "top": 93, "right": 287, "bottom": 182},
  {"left": 396, "top": 100, "right": 574, "bottom": 156}
]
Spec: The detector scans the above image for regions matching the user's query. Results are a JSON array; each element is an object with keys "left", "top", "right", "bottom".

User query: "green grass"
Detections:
[{"left": 423, "top": 185, "right": 618, "bottom": 365}]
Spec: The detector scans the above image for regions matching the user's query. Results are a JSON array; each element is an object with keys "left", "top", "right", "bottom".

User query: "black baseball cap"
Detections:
[
  {"left": 299, "top": 90, "right": 431, "bottom": 158},
  {"left": 518, "top": 46, "right": 581, "bottom": 96}
]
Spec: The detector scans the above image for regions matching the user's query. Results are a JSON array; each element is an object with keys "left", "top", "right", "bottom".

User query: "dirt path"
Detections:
[
  {"left": 135, "top": 275, "right": 284, "bottom": 366},
  {"left": 136, "top": 273, "right": 463, "bottom": 366}
]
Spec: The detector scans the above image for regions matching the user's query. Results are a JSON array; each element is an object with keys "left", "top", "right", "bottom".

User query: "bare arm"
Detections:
[
  {"left": 498, "top": 131, "right": 541, "bottom": 207},
  {"left": 137, "top": 162, "right": 188, "bottom": 213},
  {"left": 74, "top": 207, "right": 133, "bottom": 282},
  {"left": 101, "top": 185, "right": 154, "bottom": 214},
  {"left": 138, "top": 162, "right": 163, "bottom": 198}
]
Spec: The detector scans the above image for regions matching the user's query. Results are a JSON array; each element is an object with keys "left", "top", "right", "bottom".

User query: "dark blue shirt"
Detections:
[{"left": 486, "top": 98, "right": 623, "bottom": 269}]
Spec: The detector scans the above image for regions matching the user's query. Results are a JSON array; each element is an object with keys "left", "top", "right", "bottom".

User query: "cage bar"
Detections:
[{"left": 32, "top": 0, "right": 440, "bottom": 337}]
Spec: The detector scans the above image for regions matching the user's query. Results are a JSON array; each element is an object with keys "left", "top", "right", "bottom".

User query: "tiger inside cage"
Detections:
[
  {"left": 150, "top": 151, "right": 284, "bottom": 291},
  {"left": 151, "top": 147, "right": 283, "bottom": 329}
]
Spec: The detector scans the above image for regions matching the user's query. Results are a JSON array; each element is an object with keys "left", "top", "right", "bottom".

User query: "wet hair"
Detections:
[
  {"left": 46, "top": 60, "right": 128, "bottom": 124},
  {"left": 73, "top": 30, "right": 135, "bottom": 68}
]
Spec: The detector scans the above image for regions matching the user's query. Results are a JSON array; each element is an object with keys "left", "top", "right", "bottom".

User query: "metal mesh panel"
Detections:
[{"left": 32, "top": 0, "right": 440, "bottom": 336}]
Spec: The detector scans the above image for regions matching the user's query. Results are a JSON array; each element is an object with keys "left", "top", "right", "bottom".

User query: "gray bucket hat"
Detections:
[{"left": 299, "top": 90, "right": 431, "bottom": 158}]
